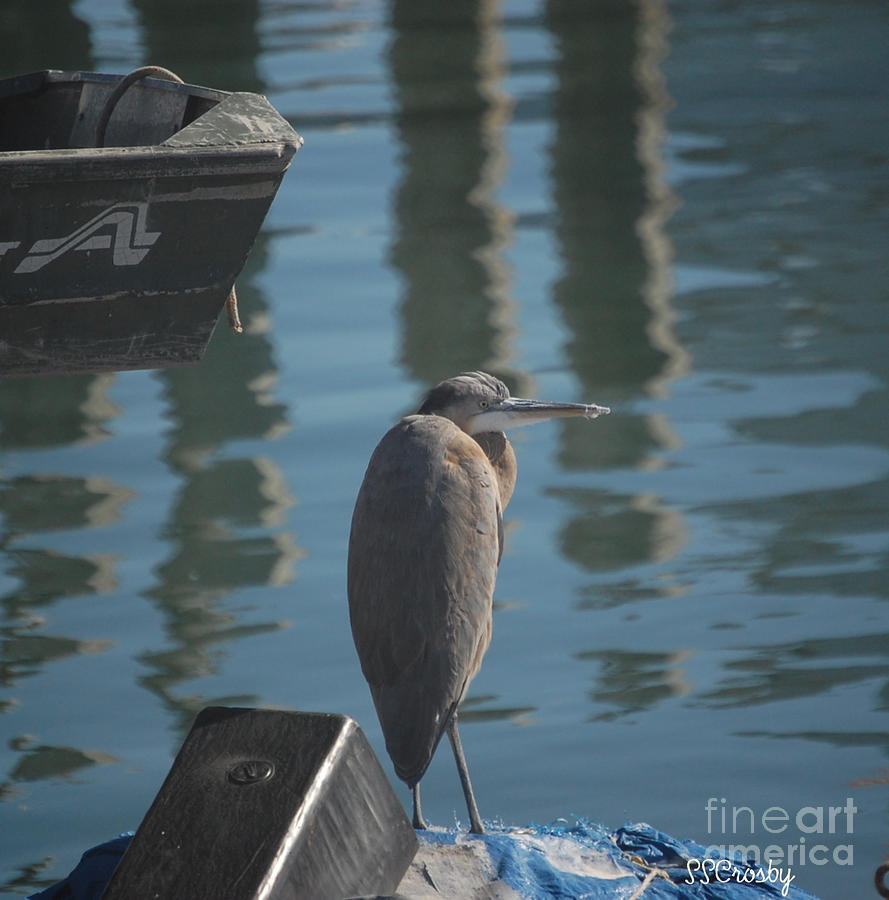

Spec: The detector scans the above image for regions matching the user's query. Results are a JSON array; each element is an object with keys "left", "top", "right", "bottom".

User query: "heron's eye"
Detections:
[{"left": 479, "top": 400, "right": 489, "bottom": 408}]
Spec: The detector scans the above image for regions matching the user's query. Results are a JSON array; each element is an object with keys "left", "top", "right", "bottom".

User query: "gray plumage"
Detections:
[{"left": 348, "top": 371, "right": 609, "bottom": 833}]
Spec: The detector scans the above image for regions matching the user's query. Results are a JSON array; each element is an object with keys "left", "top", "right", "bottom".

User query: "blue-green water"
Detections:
[{"left": 2, "top": 3, "right": 888, "bottom": 898}]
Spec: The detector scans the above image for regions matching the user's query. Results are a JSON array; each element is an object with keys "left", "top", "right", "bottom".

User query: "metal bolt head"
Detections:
[{"left": 228, "top": 759, "right": 275, "bottom": 785}]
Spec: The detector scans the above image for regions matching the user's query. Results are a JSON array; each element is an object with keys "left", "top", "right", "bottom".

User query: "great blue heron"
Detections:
[{"left": 348, "top": 371, "right": 610, "bottom": 834}]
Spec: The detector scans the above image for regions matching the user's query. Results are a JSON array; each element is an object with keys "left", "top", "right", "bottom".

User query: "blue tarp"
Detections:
[
  {"left": 415, "top": 821, "right": 816, "bottom": 899},
  {"left": 28, "top": 834, "right": 133, "bottom": 900},
  {"left": 29, "top": 820, "right": 818, "bottom": 899}
]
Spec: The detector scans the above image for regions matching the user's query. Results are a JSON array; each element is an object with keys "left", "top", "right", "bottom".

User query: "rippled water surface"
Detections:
[{"left": 2, "top": 3, "right": 888, "bottom": 898}]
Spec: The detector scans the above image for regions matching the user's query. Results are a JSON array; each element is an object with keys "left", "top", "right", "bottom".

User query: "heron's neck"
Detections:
[{"left": 473, "top": 431, "right": 517, "bottom": 509}]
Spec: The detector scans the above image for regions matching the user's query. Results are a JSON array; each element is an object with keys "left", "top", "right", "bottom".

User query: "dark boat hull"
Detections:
[{"left": 0, "top": 70, "right": 302, "bottom": 376}]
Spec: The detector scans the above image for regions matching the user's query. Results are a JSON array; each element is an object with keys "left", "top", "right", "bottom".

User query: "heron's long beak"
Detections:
[{"left": 468, "top": 397, "right": 610, "bottom": 434}]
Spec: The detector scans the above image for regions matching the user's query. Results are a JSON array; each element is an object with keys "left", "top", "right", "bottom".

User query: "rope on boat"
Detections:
[
  {"left": 225, "top": 286, "right": 244, "bottom": 335},
  {"left": 95, "top": 66, "right": 185, "bottom": 148}
]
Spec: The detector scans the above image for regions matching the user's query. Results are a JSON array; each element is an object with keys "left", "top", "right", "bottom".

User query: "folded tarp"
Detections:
[{"left": 28, "top": 819, "right": 819, "bottom": 899}]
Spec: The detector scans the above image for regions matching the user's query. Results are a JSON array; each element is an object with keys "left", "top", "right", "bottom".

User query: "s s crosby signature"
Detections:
[{"left": 685, "top": 858, "right": 796, "bottom": 897}]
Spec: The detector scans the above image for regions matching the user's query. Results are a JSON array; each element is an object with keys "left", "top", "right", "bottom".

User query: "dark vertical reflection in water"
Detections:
[
  {"left": 0, "top": 378, "right": 117, "bottom": 450},
  {"left": 544, "top": 0, "right": 678, "bottom": 410},
  {"left": 129, "top": 0, "right": 263, "bottom": 91},
  {"left": 0, "top": 1, "right": 93, "bottom": 75},
  {"left": 543, "top": 0, "right": 688, "bottom": 593},
  {"left": 138, "top": 244, "right": 299, "bottom": 734},
  {"left": 0, "top": 377, "right": 129, "bottom": 793},
  {"left": 0, "top": 379, "right": 124, "bottom": 616},
  {"left": 388, "top": 0, "right": 516, "bottom": 384},
  {"left": 577, "top": 647, "right": 692, "bottom": 721}
]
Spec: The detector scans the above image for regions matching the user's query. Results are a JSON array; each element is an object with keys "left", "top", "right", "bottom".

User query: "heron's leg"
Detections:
[
  {"left": 412, "top": 783, "right": 428, "bottom": 830},
  {"left": 446, "top": 714, "right": 485, "bottom": 834}
]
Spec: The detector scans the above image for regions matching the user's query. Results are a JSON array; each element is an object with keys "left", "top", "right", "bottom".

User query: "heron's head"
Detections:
[{"left": 417, "top": 371, "right": 610, "bottom": 436}]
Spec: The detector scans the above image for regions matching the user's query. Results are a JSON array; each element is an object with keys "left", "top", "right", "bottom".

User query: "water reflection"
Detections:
[
  {"left": 130, "top": 0, "right": 263, "bottom": 91},
  {"left": 0, "top": 473, "right": 128, "bottom": 660},
  {"left": 142, "top": 242, "right": 302, "bottom": 731},
  {"left": 388, "top": 0, "right": 517, "bottom": 382},
  {"left": 0, "top": 1, "right": 93, "bottom": 74},
  {"left": 156, "top": 253, "right": 290, "bottom": 466},
  {"left": 0, "top": 376, "right": 118, "bottom": 450},
  {"left": 0, "top": 468, "right": 123, "bottom": 784},
  {"left": 0, "top": 859, "right": 54, "bottom": 897},
  {"left": 0, "top": 475, "right": 132, "bottom": 534},
  {"left": 0, "top": 263, "right": 300, "bottom": 772},
  {"left": 542, "top": 1, "right": 688, "bottom": 594},
  {"left": 701, "top": 632, "right": 889, "bottom": 713},
  {"left": 460, "top": 693, "right": 535, "bottom": 726},
  {"left": 544, "top": 0, "right": 681, "bottom": 401},
  {"left": 549, "top": 486, "right": 687, "bottom": 574},
  {"left": 6, "top": 737, "right": 116, "bottom": 783},
  {"left": 578, "top": 648, "right": 692, "bottom": 721},
  {"left": 715, "top": 479, "right": 889, "bottom": 601},
  {"left": 2, "top": 628, "right": 111, "bottom": 697}
]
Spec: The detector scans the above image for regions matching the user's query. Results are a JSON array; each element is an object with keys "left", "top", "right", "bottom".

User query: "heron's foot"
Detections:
[
  {"left": 412, "top": 783, "right": 428, "bottom": 829},
  {"left": 469, "top": 818, "right": 486, "bottom": 835}
]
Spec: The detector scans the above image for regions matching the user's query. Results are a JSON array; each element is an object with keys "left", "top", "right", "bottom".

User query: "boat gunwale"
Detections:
[
  {"left": 0, "top": 68, "right": 229, "bottom": 105},
  {"left": 0, "top": 69, "right": 303, "bottom": 170},
  {"left": 0, "top": 142, "right": 299, "bottom": 184}
]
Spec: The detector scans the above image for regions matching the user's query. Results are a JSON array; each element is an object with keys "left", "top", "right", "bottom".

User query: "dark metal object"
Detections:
[
  {"left": 0, "top": 69, "right": 302, "bottom": 376},
  {"left": 100, "top": 707, "right": 417, "bottom": 900}
]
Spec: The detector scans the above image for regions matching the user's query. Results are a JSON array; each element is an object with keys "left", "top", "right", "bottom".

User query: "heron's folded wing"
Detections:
[{"left": 347, "top": 415, "right": 502, "bottom": 783}]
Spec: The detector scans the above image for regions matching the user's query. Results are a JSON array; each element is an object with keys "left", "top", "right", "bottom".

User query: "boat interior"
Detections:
[{"left": 0, "top": 70, "right": 222, "bottom": 152}]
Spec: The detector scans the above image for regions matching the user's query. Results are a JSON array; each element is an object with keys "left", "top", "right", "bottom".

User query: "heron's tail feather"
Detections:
[{"left": 373, "top": 685, "right": 458, "bottom": 787}]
